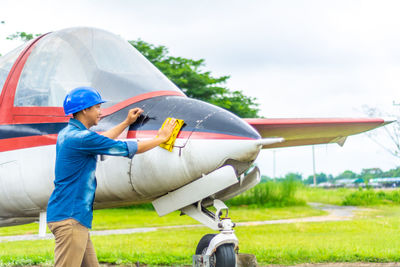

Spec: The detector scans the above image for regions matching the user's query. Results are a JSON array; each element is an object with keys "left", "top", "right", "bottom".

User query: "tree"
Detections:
[
  {"left": 6, "top": 32, "right": 41, "bottom": 42},
  {"left": 130, "top": 40, "right": 260, "bottom": 118},
  {"left": 383, "top": 166, "right": 400, "bottom": 177},
  {"left": 2, "top": 31, "right": 41, "bottom": 56},
  {"left": 363, "top": 105, "right": 400, "bottom": 159},
  {"left": 335, "top": 170, "right": 357, "bottom": 180},
  {"left": 304, "top": 172, "right": 329, "bottom": 184},
  {"left": 360, "top": 168, "right": 383, "bottom": 179},
  {"left": 284, "top": 172, "right": 302, "bottom": 181},
  {"left": 260, "top": 175, "right": 271, "bottom": 183}
]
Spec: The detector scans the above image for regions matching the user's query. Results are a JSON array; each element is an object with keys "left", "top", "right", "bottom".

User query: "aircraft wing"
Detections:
[{"left": 244, "top": 118, "right": 393, "bottom": 149}]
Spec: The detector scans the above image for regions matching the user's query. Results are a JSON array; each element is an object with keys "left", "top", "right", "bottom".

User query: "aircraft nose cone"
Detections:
[
  {"left": 130, "top": 95, "right": 261, "bottom": 141},
  {"left": 187, "top": 98, "right": 261, "bottom": 141},
  {"left": 94, "top": 95, "right": 261, "bottom": 142}
]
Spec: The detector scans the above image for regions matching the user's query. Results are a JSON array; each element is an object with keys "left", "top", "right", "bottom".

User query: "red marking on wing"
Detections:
[{"left": 244, "top": 118, "right": 390, "bottom": 148}]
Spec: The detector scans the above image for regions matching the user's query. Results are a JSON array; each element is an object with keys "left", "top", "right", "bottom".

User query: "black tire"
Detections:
[
  {"left": 196, "top": 234, "right": 217, "bottom": 254},
  {"left": 195, "top": 234, "right": 236, "bottom": 267}
]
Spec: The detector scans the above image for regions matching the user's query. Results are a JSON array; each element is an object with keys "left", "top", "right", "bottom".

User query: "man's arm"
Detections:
[
  {"left": 137, "top": 119, "right": 176, "bottom": 154},
  {"left": 99, "top": 106, "right": 176, "bottom": 154},
  {"left": 102, "top": 108, "right": 143, "bottom": 139},
  {"left": 79, "top": 117, "right": 175, "bottom": 157}
]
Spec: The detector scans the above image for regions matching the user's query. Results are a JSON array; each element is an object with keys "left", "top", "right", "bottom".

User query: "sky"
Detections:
[{"left": 0, "top": 0, "right": 399, "bottom": 178}]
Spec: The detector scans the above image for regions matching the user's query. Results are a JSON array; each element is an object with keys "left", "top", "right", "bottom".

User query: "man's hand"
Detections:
[
  {"left": 101, "top": 108, "right": 143, "bottom": 140},
  {"left": 124, "top": 108, "right": 143, "bottom": 126},
  {"left": 136, "top": 118, "right": 177, "bottom": 154},
  {"left": 157, "top": 118, "right": 177, "bottom": 143}
]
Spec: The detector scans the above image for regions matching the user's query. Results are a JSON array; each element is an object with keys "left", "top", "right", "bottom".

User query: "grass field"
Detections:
[
  {"left": 3, "top": 187, "right": 400, "bottom": 266},
  {"left": 298, "top": 186, "right": 400, "bottom": 206},
  {"left": 297, "top": 187, "right": 355, "bottom": 205},
  {"left": 0, "top": 205, "right": 324, "bottom": 237},
  {"left": 2, "top": 206, "right": 400, "bottom": 266}
]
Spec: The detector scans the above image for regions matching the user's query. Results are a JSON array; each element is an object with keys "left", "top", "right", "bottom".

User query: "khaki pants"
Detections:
[{"left": 48, "top": 218, "right": 99, "bottom": 267}]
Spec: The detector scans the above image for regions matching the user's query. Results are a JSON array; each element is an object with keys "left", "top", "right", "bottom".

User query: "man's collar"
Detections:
[{"left": 69, "top": 118, "right": 88, "bottom": 130}]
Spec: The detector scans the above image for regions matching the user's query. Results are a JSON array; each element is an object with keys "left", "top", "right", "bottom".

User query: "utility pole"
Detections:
[
  {"left": 273, "top": 150, "right": 276, "bottom": 179},
  {"left": 312, "top": 145, "right": 317, "bottom": 186}
]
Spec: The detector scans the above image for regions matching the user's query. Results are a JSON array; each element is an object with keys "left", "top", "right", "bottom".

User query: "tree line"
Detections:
[{"left": 261, "top": 166, "right": 400, "bottom": 185}]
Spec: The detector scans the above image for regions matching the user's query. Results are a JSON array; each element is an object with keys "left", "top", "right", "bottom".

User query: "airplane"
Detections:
[{"left": 0, "top": 27, "right": 392, "bottom": 266}]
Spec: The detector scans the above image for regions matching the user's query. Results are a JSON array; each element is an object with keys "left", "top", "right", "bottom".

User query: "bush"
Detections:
[
  {"left": 342, "top": 188, "right": 400, "bottom": 206},
  {"left": 118, "top": 180, "right": 305, "bottom": 210},
  {"left": 226, "top": 179, "right": 305, "bottom": 207}
]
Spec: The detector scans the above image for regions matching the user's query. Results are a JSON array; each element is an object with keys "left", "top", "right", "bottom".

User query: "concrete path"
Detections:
[{"left": 0, "top": 203, "right": 359, "bottom": 243}]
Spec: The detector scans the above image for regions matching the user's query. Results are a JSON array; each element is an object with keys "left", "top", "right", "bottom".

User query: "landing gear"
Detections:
[
  {"left": 182, "top": 199, "right": 238, "bottom": 267},
  {"left": 196, "top": 234, "right": 236, "bottom": 267},
  {"left": 151, "top": 165, "right": 261, "bottom": 266}
]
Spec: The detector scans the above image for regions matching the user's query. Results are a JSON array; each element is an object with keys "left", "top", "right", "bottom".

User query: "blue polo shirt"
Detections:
[{"left": 47, "top": 118, "right": 137, "bottom": 229}]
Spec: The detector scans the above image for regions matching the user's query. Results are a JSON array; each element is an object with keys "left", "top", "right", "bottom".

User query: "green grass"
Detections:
[
  {"left": 238, "top": 216, "right": 400, "bottom": 264},
  {"left": 227, "top": 181, "right": 358, "bottom": 207},
  {"left": 0, "top": 205, "right": 324, "bottom": 237},
  {"left": 343, "top": 188, "right": 400, "bottom": 206},
  {"left": 227, "top": 180, "right": 305, "bottom": 207},
  {"left": 297, "top": 186, "right": 400, "bottom": 207},
  {"left": 2, "top": 208, "right": 400, "bottom": 266},
  {"left": 6, "top": 186, "right": 400, "bottom": 266},
  {"left": 296, "top": 187, "right": 355, "bottom": 205}
]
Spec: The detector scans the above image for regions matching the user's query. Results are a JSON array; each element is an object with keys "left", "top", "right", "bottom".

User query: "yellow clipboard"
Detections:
[{"left": 158, "top": 117, "right": 185, "bottom": 152}]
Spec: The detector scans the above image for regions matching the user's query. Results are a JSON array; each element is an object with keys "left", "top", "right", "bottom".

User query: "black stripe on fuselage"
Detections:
[
  {"left": 0, "top": 96, "right": 260, "bottom": 141},
  {"left": 0, "top": 122, "right": 67, "bottom": 140},
  {"left": 94, "top": 95, "right": 260, "bottom": 139}
]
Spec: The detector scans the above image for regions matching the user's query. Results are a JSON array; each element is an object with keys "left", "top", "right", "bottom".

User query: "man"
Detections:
[{"left": 46, "top": 86, "right": 176, "bottom": 267}]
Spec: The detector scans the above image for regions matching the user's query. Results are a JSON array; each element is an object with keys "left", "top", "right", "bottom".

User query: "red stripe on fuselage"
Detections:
[
  {"left": 5, "top": 91, "right": 187, "bottom": 124},
  {"left": 0, "top": 134, "right": 58, "bottom": 152},
  {"left": 0, "top": 131, "right": 255, "bottom": 152}
]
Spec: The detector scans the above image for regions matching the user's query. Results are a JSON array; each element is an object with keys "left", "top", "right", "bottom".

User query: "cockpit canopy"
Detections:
[{"left": 0, "top": 27, "right": 182, "bottom": 108}]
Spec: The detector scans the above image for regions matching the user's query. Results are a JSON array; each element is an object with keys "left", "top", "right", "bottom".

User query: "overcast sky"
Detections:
[{"left": 0, "top": 0, "right": 399, "bottom": 178}]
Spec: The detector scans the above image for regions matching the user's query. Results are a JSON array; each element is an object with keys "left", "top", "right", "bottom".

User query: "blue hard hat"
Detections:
[{"left": 63, "top": 86, "right": 106, "bottom": 115}]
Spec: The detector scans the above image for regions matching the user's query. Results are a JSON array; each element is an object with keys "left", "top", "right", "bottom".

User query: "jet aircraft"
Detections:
[{"left": 0, "top": 27, "right": 391, "bottom": 266}]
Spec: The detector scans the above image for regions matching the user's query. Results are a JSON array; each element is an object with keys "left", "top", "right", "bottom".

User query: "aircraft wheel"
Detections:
[{"left": 195, "top": 234, "right": 236, "bottom": 267}]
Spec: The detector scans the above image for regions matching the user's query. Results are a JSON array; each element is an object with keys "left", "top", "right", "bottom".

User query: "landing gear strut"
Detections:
[{"left": 182, "top": 199, "right": 238, "bottom": 267}]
